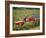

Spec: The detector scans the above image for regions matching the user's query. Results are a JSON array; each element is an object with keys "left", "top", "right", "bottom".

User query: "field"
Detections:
[{"left": 13, "top": 7, "right": 40, "bottom": 31}]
